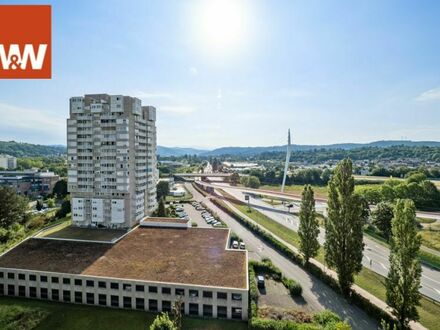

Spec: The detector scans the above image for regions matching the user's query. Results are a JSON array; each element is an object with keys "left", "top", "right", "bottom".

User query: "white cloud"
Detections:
[
  {"left": 0, "top": 102, "right": 65, "bottom": 142},
  {"left": 415, "top": 87, "right": 440, "bottom": 102},
  {"left": 160, "top": 105, "right": 197, "bottom": 114},
  {"left": 133, "top": 91, "right": 174, "bottom": 99}
]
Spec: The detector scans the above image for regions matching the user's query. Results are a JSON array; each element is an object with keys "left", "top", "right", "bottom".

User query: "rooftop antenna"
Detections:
[{"left": 281, "top": 129, "right": 291, "bottom": 193}]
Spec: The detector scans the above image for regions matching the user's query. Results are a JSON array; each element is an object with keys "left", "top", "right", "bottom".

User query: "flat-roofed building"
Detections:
[
  {"left": 0, "top": 225, "right": 248, "bottom": 320},
  {"left": 0, "top": 170, "right": 59, "bottom": 197},
  {"left": 0, "top": 154, "right": 17, "bottom": 169},
  {"left": 67, "top": 94, "right": 158, "bottom": 229}
]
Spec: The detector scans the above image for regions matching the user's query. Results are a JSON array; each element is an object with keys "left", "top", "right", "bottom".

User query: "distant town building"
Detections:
[
  {"left": 67, "top": 94, "right": 158, "bottom": 229},
  {"left": 0, "top": 170, "right": 59, "bottom": 196},
  {"left": 0, "top": 154, "right": 17, "bottom": 170},
  {"left": 222, "top": 161, "right": 263, "bottom": 172}
]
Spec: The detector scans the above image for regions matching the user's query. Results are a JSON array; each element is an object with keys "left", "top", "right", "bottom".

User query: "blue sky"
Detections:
[{"left": 0, "top": 0, "right": 439, "bottom": 149}]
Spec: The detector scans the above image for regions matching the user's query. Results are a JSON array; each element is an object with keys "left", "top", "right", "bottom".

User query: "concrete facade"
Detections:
[
  {"left": 0, "top": 154, "right": 17, "bottom": 169},
  {"left": 67, "top": 94, "right": 158, "bottom": 229},
  {"left": 0, "top": 268, "right": 248, "bottom": 320}
]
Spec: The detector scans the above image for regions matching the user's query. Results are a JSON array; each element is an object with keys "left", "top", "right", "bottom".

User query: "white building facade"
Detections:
[
  {"left": 0, "top": 154, "right": 17, "bottom": 169},
  {"left": 67, "top": 94, "right": 158, "bottom": 228}
]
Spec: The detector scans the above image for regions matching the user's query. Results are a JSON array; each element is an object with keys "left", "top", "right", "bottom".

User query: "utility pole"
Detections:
[{"left": 281, "top": 129, "right": 291, "bottom": 193}]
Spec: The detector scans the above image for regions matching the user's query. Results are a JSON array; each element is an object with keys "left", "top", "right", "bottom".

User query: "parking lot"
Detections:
[{"left": 183, "top": 203, "right": 210, "bottom": 228}]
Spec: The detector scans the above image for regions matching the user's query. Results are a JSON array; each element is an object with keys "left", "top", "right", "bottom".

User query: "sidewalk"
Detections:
[{"left": 216, "top": 190, "right": 427, "bottom": 330}]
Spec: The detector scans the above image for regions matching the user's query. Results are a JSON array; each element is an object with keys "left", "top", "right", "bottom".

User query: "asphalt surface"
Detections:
[
  {"left": 185, "top": 183, "right": 379, "bottom": 330},
  {"left": 203, "top": 182, "right": 440, "bottom": 302},
  {"left": 183, "top": 203, "right": 211, "bottom": 228}
]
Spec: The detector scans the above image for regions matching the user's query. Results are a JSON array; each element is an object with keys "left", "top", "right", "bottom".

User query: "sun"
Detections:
[{"left": 192, "top": 0, "right": 249, "bottom": 56}]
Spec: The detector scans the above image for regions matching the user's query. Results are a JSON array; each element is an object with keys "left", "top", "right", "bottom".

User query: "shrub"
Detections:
[
  {"left": 313, "top": 310, "right": 341, "bottom": 324},
  {"left": 282, "top": 277, "right": 303, "bottom": 296}
]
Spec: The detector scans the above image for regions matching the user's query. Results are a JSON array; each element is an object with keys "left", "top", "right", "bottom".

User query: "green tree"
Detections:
[
  {"left": 157, "top": 197, "right": 168, "bottom": 217},
  {"left": 0, "top": 187, "right": 28, "bottom": 228},
  {"left": 156, "top": 181, "right": 170, "bottom": 201},
  {"left": 372, "top": 202, "right": 394, "bottom": 241},
  {"left": 46, "top": 198, "right": 56, "bottom": 208},
  {"left": 53, "top": 179, "right": 68, "bottom": 198},
  {"left": 246, "top": 176, "right": 261, "bottom": 189},
  {"left": 230, "top": 172, "right": 240, "bottom": 186},
  {"left": 56, "top": 197, "right": 71, "bottom": 219},
  {"left": 324, "top": 158, "right": 364, "bottom": 295},
  {"left": 149, "top": 312, "right": 177, "bottom": 330},
  {"left": 386, "top": 199, "right": 422, "bottom": 329},
  {"left": 36, "top": 200, "right": 43, "bottom": 211},
  {"left": 298, "top": 185, "right": 320, "bottom": 264}
]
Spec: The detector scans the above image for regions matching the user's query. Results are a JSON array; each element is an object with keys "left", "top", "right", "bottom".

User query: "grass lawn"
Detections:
[
  {"left": 259, "top": 184, "right": 329, "bottom": 199},
  {"left": 354, "top": 268, "right": 440, "bottom": 330},
  {"left": 221, "top": 192, "right": 439, "bottom": 329},
  {"left": 262, "top": 198, "right": 283, "bottom": 206},
  {"left": 0, "top": 213, "right": 71, "bottom": 254},
  {"left": 39, "top": 226, "right": 127, "bottom": 242},
  {"left": 0, "top": 297, "right": 246, "bottom": 330},
  {"left": 259, "top": 183, "right": 381, "bottom": 200},
  {"left": 419, "top": 230, "right": 440, "bottom": 252},
  {"left": 417, "top": 217, "right": 437, "bottom": 224}
]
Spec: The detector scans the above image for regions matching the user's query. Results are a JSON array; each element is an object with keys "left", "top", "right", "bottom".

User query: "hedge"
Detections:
[{"left": 212, "top": 197, "right": 396, "bottom": 327}]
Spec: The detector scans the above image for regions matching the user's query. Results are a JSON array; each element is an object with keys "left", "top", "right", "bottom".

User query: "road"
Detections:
[
  {"left": 185, "top": 183, "right": 379, "bottom": 329},
  {"left": 201, "top": 181, "right": 440, "bottom": 302}
]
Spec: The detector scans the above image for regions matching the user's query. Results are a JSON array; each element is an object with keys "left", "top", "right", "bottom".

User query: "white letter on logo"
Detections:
[
  {"left": 21, "top": 44, "right": 47, "bottom": 70},
  {"left": 0, "top": 44, "right": 47, "bottom": 70}
]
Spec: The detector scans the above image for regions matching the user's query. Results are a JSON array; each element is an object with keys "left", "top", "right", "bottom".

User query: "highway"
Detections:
[
  {"left": 197, "top": 181, "right": 440, "bottom": 302},
  {"left": 185, "top": 183, "right": 378, "bottom": 329}
]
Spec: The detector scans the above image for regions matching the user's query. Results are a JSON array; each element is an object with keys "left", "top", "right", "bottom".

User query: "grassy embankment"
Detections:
[
  {"left": 0, "top": 210, "right": 71, "bottom": 254},
  {"left": 0, "top": 296, "right": 246, "bottom": 330}
]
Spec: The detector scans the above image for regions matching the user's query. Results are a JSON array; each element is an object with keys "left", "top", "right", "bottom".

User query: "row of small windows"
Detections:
[
  {"left": 0, "top": 284, "right": 239, "bottom": 318},
  {"left": 0, "top": 273, "right": 240, "bottom": 301}
]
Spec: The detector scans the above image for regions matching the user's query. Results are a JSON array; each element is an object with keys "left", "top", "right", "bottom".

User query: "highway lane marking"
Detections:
[
  {"left": 379, "top": 262, "right": 388, "bottom": 270},
  {"left": 422, "top": 274, "right": 440, "bottom": 285}
]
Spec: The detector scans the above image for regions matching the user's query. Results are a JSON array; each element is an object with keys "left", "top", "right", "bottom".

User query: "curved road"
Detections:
[
  {"left": 201, "top": 181, "right": 440, "bottom": 302},
  {"left": 186, "top": 183, "right": 378, "bottom": 329}
]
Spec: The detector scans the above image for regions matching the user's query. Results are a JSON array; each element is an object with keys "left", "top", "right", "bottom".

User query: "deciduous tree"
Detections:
[
  {"left": 157, "top": 197, "right": 168, "bottom": 217},
  {"left": 386, "top": 199, "right": 421, "bottom": 329},
  {"left": 0, "top": 187, "right": 28, "bottom": 228},
  {"left": 371, "top": 202, "right": 394, "bottom": 241},
  {"left": 298, "top": 185, "right": 320, "bottom": 264},
  {"left": 230, "top": 172, "right": 240, "bottom": 186},
  {"left": 324, "top": 158, "right": 364, "bottom": 295},
  {"left": 156, "top": 181, "right": 170, "bottom": 201}
]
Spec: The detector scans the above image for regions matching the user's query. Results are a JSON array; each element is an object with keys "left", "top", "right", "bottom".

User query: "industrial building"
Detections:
[{"left": 0, "top": 221, "right": 249, "bottom": 320}]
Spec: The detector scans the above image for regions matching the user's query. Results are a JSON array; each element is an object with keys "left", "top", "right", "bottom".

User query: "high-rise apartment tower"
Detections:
[{"left": 67, "top": 94, "right": 158, "bottom": 229}]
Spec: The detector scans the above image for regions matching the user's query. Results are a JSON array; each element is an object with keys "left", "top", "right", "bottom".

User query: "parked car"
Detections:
[
  {"left": 239, "top": 242, "right": 246, "bottom": 250},
  {"left": 232, "top": 240, "right": 239, "bottom": 249},
  {"left": 213, "top": 222, "right": 223, "bottom": 227},
  {"left": 257, "top": 275, "right": 265, "bottom": 288}
]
